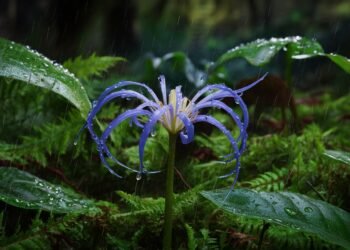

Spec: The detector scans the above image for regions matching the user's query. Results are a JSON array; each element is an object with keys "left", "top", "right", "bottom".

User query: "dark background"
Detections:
[{"left": 1, "top": 0, "right": 349, "bottom": 60}]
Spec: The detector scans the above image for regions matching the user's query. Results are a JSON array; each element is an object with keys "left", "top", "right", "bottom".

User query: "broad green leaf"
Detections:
[
  {"left": 152, "top": 52, "right": 205, "bottom": 87},
  {"left": 201, "top": 188, "right": 350, "bottom": 249},
  {"left": 0, "top": 38, "right": 91, "bottom": 116},
  {"left": 0, "top": 167, "right": 98, "bottom": 213},
  {"left": 325, "top": 53, "right": 350, "bottom": 74},
  {"left": 324, "top": 150, "right": 350, "bottom": 165},
  {"left": 211, "top": 36, "right": 350, "bottom": 74},
  {"left": 213, "top": 36, "right": 323, "bottom": 68},
  {"left": 63, "top": 53, "right": 126, "bottom": 81}
]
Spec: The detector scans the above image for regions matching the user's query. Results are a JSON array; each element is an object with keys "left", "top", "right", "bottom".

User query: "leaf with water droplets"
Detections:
[
  {"left": 201, "top": 188, "right": 350, "bottom": 249},
  {"left": 210, "top": 36, "right": 350, "bottom": 74},
  {"left": 324, "top": 149, "right": 350, "bottom": 165},
  {"left": 0, "top": 38, "right": 91, "bottom": 116},
  {"left": 0, "top": 167, "right": 98, "bottom": 213}
]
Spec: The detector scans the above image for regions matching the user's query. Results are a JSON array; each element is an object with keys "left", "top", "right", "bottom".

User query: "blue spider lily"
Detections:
[{"left": 85, "top": 74, "right": 267, "bottom": 185}]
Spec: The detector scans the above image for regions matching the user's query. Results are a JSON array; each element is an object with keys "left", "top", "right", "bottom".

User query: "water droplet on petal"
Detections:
[
  {"left": 151, "top": 129, "right": 157, "bottom": 137},
  {"left": 136, "top": 173, "right": 142, "bottom": 181}
]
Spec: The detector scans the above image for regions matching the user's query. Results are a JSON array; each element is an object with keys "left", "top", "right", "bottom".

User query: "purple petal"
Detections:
[
  {"left": 193, "top": 84, "right": 250, "bottom": 134},
  {"left": 235, "top": 72, "right": 268, "bottom": 93},
  {"left": 139, "top": 106, "right": 170, "bottom": 173},
  {"left": 193, "top": 115, "right": 240, "bottom": 178},
  {"left": 98, "top": 150, "right": 122, "bottom": 178},
  {"left": 96, "top": 81, "right": 160, "bottom": 104},
  {"left": 194, "top": 100, "right": 247, "bottom": 153},
  {"left": 88, "top": 90, "right": 157, "bottom": 124},
  {"left": 177, "top": 112, "right": 195, "bottom": 144},
  {"left": 99, "top": 109, "right": 152, "bottom": 173}
]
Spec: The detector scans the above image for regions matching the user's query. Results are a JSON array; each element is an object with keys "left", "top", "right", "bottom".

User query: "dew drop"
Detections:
[
  {"left": 284, "top": 207, "right": 297, "bottom": 216},
  {"left": 73, "top": 141, "right": 78, "bottom": 146},
  {"left": 136, "top": 173, "right": 142, "bottom": 181},
  {"left": 304, "top": 207, "right": 313, "bottom": 213},
  {"left": 151, "top": 129, "right": 157, "bottom": 137}
]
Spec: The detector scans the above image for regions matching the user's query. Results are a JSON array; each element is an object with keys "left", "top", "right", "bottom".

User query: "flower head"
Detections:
[{"left": 85, "top": 74, "right": 267, "bottom": 185}]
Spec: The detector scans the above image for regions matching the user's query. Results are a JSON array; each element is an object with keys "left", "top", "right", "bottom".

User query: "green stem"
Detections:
[{"left": 163, "top": 132, "right": 177, "bottom": 250}]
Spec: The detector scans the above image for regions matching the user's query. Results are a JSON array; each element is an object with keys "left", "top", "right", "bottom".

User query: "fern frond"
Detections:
[
  {"left": 63, "top": 53, "right": 126, "bottom": 81},
  {"left": 0, "top": 111, "right": 87, "bottom": 166},
  {"left": 0, "top": 234, "right": 50, "bottom": 250},
  {"left": 185, "top": 224, "right": 198, "bottom": 250},
  {"left": 242, "top": 168, "right": 289, "bottom": 191}
]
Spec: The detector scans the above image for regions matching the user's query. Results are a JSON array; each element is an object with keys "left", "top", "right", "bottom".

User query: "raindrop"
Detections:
[
  {"left": 136, "top": 173, "right": 142, "bottom": 181},
  {"left": 151, "top": 129, "right": 157, "bottom": 137},
  {"left": 304, "top": 207, "right": 313, "bottom": 213},
  {"left": 284, "top": 207, "right": 297, "bottom": 216},
  {"left": 234, "top": 99, "right": 239, "bottom": 105},
  {"left": 73, "top": 141, "right": 78, "bottom": 146}
]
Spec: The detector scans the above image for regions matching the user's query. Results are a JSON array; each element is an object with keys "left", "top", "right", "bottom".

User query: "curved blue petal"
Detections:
[
  {"left": 235, "top": 72, "right": 268, "bottom": 93},
  {"left": 86, "top": 90, "right": 158, "bottom": 151},
  {"left": 194, "top": 100, "right": 247, "bottom": 152},
  {"left": 139, "top": 106, "right": 170, "bottom": 173},
  {"left": 96, "top": 81, "right": 160, "bottom": 104},
  {"left": 131, "top": 102, "right": 161, "bottom": 128},
  {"left": 177, "top": 112, "right": 195, "bottom": 144},
  {"left": 193, "top": 115, "right": 240, "bottom": 179},
  {"left": 192, "top": 84, "right": 250, "bottom": 135},
  {"left": 88, "top": 90, "right": 157, "bottom": 124},
  {"left": 99, "top": 109, "right": 152, "bottom": 173},
  {"left": 98, "top": 149, "right": 123, "bottom": 178}
]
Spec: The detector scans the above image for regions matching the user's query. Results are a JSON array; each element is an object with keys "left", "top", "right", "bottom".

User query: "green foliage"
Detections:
[
  {"left": 2, "top": 111, "right": 87, "bottom": 166},
  {"left": 185, "top": 224, "right": 197, "bottom": 250},
  {"left": 242, "top": 168, "right": 289, "bottom": 191},
  {"left": 0, "top": 38, "right": 91, "bottom": 116},
  {"left": 201, "top": 188, "right": 350, "bottom": 249},
  {"left": 324, "top": 150, "right": 350, "bottom": 165},
  {"left": 0, "top": 35, "right": 349, "bottom": 249},
  {"left": 63, "top": 53, "right": 126, "bottom": 81},
  {"left": 210, "top": 36, "right": 350, "bottom": 74},
  {"left": 2, "top": 234, "right": 51, "bottom": 250}
]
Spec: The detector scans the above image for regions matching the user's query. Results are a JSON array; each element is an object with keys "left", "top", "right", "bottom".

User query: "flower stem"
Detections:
[{"left": 163, "top": 132, "right": 177, "bottom": 250}]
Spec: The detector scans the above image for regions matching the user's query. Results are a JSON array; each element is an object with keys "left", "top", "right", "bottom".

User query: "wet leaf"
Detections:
[
  {"left": 0, "top": 167, "right": 98, "bottom": 213},
  {"left": 211, "top": 36, "right": 350, "bottom": 74},
  {"left": 153, "top": 52, "right": 205, "bottom": 87},
  {"left": 325, "top": 53, "right": 350, "bottom": 74},
  {"left": 201, "top": 188, "right": 350, "bottom": 249},
  {"left": 0, "top": 38, "right": 91, "bottom": 116},
  {"left": 324, "top": 150, "right": 350, "bottom": 165}
]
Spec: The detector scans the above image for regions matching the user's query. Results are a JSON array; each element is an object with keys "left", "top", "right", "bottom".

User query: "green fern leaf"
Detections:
[
  {"left": 243, "top": 168, "right": 289, "bottom": 191},
  {"left": 63, "top": 53, "right": 126, "bottom": 81}
]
